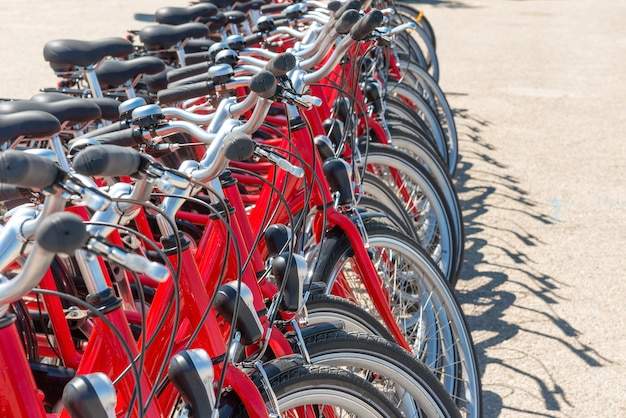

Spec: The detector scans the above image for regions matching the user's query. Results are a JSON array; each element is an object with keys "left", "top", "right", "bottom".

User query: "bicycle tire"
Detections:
[
  {"left": 386, "top": 74, "right": 459, "bottom": 176},
  {"left": 384, "top": 125, "right": 465, "bottom": 281},
  {"left": 384, "top": 91, "right": 449, "bottom": 165},
  {"left": 389, "top": 3, "right": 437, "bottom": 50},
  {"left": 291, "top": 328, "right": 462, "bottom": 418},
  {"left": 360, "top": 143, "right": 458, "bottom": 282},
  {"left": 310, "top": 221, "right": 482, "bottom": 417},
  {"left": 231, "top": 363, "right": 403, "bottom": 417},
  {"left": 358, "top": 177, "right": 418, "bottom": 233},
  {"left": 304, "top": 293, "right": 395, "bottom": 341}
]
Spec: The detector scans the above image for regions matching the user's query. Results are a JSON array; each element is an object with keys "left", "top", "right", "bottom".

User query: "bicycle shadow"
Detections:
[{"left": 450, "top": 107, "right": 610, "bottom": 417}]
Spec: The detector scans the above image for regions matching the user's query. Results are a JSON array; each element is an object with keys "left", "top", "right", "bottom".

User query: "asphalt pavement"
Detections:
[
  {"left": 412, "top": 0, "right": 626, "bottom": 416},
  {"left": 1, "top": 1, "right": 625, "bottom": 417}
]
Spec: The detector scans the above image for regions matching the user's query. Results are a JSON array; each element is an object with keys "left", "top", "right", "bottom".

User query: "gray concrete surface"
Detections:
[
  {"left": 412, "top": 0, "right": 626, "bottom": 416},
  {"left": 1, "top": 0, "right": 625, "bottom": 417}
]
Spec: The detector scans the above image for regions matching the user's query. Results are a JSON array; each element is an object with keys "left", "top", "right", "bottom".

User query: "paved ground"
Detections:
[
  {"left": 1, "top": 1, "right": 625, "bottom": 417},
  {"left": 412, "top": 0, "right": 626, "bottom": 416}
]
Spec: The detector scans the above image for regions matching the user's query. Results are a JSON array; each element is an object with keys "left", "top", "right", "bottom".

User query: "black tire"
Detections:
[
  {"left": 386, "top": 76, "right": 459, "bottom": 176},
  {"left": 360, "top": 143, "right": 458, "bottom": 282},
  {"left": 309, "top": 221, "right": 482, "bottom": 417},
  {"left": 358, "top": 194, "right": 414, "bottom": 231},
  {"left": 384, "top": 125, "right": 466, "bottom": 281},
  {"left": 357, "top": 183, "right": 418, "bottom": 241},
  {"left": 304, "top": 293, "right": 395, "bottom": 341},
  {"left": 232, "top": 364, "right": 403, "bottom": 417},
  {"left": 291, "top": 328, "right": 462, "bottom": 418},
  {"left": 384, "top": 83, "right": 449, "bottom": 167}
]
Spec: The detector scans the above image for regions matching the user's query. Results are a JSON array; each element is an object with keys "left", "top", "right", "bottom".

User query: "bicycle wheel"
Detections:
[
  {"left": 381, "top": 126, "right": 466, "bottom": 281},
  {"left": 386, "top": 75, "right": 459, "bottom": 176},
  {"left": 231, "top": 363, "right": 403, "bottom": 417},
  {"left": 292, "top": 328, "right": 462, "bottom": 418},
  {"left": 310, "top": 221, "right": 482, "bottom": 418},
  {"left": 384, "top": 91, "right": 449, "bottom": 165},
  {"left": 392, "top": 21, "right": 439, "bottom": 82},
  {"left": 359, "top": 143, "right": 459, "bottom": 282},
  {"left": 388, "top": 3, "right": 437, "bottom": 50},
  {"left": 304, "top": 293, "right": 395, "bottom": 341},
  {"left": 357, "top": 194, "right": 415, "bottom": 235}
]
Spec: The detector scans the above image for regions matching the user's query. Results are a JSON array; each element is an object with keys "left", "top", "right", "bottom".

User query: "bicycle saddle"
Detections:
[
  {"left": 96, "top": 57, "right": 166, "bottom": 89},
  {"left": 0, "top": 111, "right": 61, "bottom": 145},
  {"left": 139, "top": 23, "right": 209, "bottom": 50},
  {"left": 232, "top": 1, "right": 265, "bottom": 14},
  {"left": 43, "top": 37, "right": 134, "bottom": 72},
  {"left": 155, "top": 4, "right": 218, "bottom": 25},
  {"left": 0, "top": 98, "right": 101, "bottom": 124},
  {"left": 30, "top": 93, "right": 121, "bottom": 122}
]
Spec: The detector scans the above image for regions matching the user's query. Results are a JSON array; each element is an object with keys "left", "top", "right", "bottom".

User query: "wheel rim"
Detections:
[{"left": 323, "top": 235, "right": 480, "bottom": 418}]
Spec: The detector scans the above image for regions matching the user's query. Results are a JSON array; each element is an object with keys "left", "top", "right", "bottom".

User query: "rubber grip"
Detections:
[
  {"left": 269, "top": 17, "right": 291, "bottom": 28},
  {"left": 350, "top": 9, "right": 383, "bottom": 41},
  {"left": 88, "top": 127, "right": 141, "bottom": 147},
  {"left": 157, "top": 81, "right": 214, "bottom": 105},
  {"left": 167, "top": 62, "right": 210, "bottom": 83},
  {"left": 0, "top": 150, "right": 61, "bottom": 189},
  {"left": 249, "top": 70, "right": 276, "bottom": 99},
  {"left": 265, "top": 53, "right": 296, "bottom": 77},
  {"left": 327, "top": 1, "right": 342, "bottom": 12},
  {"left": 260, "top": 2, "right": 291, "bottom": 14},
  {"left": 224, "top": 132, "right": 255, "bottom": 162},
  {"left": 72, "top": 144, "right": 143, "bottom": 177},
  {"left": 335, "top": 9, "right": 361, "bottom": 35},
  {"left": 244, "top": 33, "right": 265, "bottom": 47},
  {"left": 37, "top": 212, "right": 89, "bottom": 254},
  {"left": 184, "top": 51, "right": 212, "bottom": 66},
  {"left": 80, "top": 121, "right": 124, "bottom": 139},
  {"left": 0, "top": 184, "right": 31, "bottom": 201},
  {"left": 335, "top": 0, "right": 362, "bottom": 19},
  {"left": 168, "top": 73, "right": 210, "bottom": 88}
]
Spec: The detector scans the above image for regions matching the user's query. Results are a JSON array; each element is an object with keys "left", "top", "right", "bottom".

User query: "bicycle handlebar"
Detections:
[
  {"left": 0, "top": 150, "right": 62, "bottom": 190},
  {"left": 350, "top": 9, "right": 384, "bottom": 41},
  {"left": 334, "top": 9, "right": 361, "bottom": 34},
  {"left": 72, "top": 144, "right": 147, "bottom": 177},
  {"left": 0, "top": 212, "right": 87, "bottom": 307},
  {"left": 334, "top": 0, "right": 363, "bottom": 19},
  {"left": 157, "top": 80, "right": 215, "bottom": 105},
  {"left": 265, "top": 52, "right": 297, "bottom": 77},
  {"left": 249, "top": 70, "right": 277, "bottom": 99}
]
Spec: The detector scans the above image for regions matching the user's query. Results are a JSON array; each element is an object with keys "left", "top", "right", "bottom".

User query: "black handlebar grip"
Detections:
[
  {"left": 260, "top": 2, "right": 291, "bottom": 14},
  {"left": 244, "top": 33, "right": 265, "bottom": 47},
  {"left": 37, "top": 212, "right": 88, "bottom": 254},
  {"left": 168, "top": 73, "right": 210, "bottom": 88},
  {"left": 249, "top": 70, "right": 277, "bottom": 99},
  {"left": 265, "top": 53, "right": 296, "bottom": 77},
  {"left": 224, "top": 132, "right": 256, "bottom": 162},
  {"left": 334, "top": 0, "right": 362, "bottom": 19},
  {"left": 184, "top": 51, "right": 212, "bottom": 66},
  {"left": 0, "top": 184, "right": 32, "bottom": 201},
  {"left": 335, "top": 9, "right": 361, "bottom": 35},
  {"left": 269, "top": 17, "right": 291, "bottom": 28},
  {"left": 72, "top": 144, "right": 144, "bottom": 177},
  {"left": 0, "top": 150, "right": 61, "bottom": 189},
  {"left": 350, "top": 9, "right": 383, "bottom": 41},
  {"left": 327, "top": 1, "right": 342, "bottom": 12},
  {"left": 80, "top": 121, "right": 125, "bottom": 139},
  {"left": 157, "top": 81, "right": 215, "bottom": 105},
  {"left": 167, "top": 62, "right": 211, "bottom": 83},
  {"left": 90, "top": 127, "right": 142, "bottom": 147}
]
